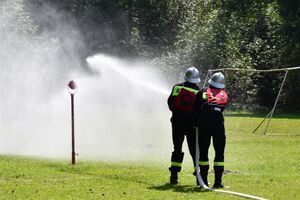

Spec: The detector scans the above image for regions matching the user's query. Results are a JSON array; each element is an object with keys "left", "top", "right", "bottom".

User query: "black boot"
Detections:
[
  {"left": 170, "top": 171, "right": 179, "bottom": 185},
  {"left": 199, "top": 165, "right": 209, "bottom": 187},
  {"left": 213, "top": 182, "right": 224, "bottom": 189},
  {"left": 195, "top": 173, "right": 208, "bottom": 187},
  {"left": 213, "top": 167, "right": 224, "bottom": 188},
  {"left": 200, "top": 172, "right": 208, "bottom": 186},
  {"left": 169, "top": 152, "right": 184, "bottom": 185}
]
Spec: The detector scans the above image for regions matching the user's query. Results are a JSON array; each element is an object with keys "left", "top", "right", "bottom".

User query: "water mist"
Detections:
[
  {"left": 75, "top": 54, "right": 172, "bottom": 160},
  {"left": 0, "top": 0, "right": 176, "bottom": 161}
]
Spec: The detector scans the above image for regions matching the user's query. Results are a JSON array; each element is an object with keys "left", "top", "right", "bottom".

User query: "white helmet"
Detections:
[
  {"left": 184, "top": 67, "right": 201, "bottom": 83},
  {"left": 208, "top": 72, "right": 225, "bottom": 89}
]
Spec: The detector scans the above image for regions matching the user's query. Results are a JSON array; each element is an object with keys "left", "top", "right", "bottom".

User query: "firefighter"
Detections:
[
  {"left": 194, "top": 72, "right": 228, "bottom": 188},
  {"left": 167, "top": 67, "right": 201, "bottom": 184}
]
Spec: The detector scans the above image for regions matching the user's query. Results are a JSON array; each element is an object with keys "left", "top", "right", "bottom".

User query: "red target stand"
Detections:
[{"left": 67, "top": 80, "right": 78, "bottom": 165}]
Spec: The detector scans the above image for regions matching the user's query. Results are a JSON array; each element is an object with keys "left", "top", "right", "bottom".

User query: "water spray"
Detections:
[{"left": 68, "top": 80, "right": 78, "bottom": 164}]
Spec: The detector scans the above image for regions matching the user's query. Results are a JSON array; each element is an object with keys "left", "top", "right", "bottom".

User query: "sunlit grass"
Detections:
[{"left": 0, "top": 116, "right": 299, "bottom": 199}]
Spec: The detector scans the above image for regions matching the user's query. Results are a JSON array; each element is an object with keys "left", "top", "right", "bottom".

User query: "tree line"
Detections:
[{"left": 26, "top": 0, "right": 300, "bottom": 112}]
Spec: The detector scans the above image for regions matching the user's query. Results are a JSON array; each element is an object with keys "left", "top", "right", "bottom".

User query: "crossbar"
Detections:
[{"left": 208, "top": 66, "right": 300, "bottom": 73}]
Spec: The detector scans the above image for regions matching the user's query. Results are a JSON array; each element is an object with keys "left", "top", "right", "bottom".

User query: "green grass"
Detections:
[{"left": 0, "top": 116, "right": 300, "bottom": 200}]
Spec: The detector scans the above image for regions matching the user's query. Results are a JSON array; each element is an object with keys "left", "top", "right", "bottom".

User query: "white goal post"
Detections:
[{"left": 203, "top": 66, "right": 300, "bottom": 135}]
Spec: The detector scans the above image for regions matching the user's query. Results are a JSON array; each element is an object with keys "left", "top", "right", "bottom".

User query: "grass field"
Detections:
[{"left": 0, "top": 115, "right": 300, "bottom": 200}]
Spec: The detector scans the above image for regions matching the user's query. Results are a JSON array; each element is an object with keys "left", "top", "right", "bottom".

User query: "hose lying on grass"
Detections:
[{"left": 195, "top": 127, "right": 268, "bottom": 200}]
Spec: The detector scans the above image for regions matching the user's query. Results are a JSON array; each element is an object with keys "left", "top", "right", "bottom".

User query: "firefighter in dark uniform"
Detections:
[
  {"left": 194, "top": 72, "right": 228, "bottom": 188},
  {"left": 167, "top": 67, "right": 201, "bottom": 184}
]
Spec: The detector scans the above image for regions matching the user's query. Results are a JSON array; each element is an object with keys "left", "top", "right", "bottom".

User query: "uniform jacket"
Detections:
[
  {"left": 194, "top": 86, "right": 228, "bottom": 123},
  {"left": 168, "top": 81, "right": 200, "bottom": 122}
]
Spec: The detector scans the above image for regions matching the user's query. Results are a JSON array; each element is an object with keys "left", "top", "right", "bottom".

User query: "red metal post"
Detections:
[{"left": 71, "top": 93, "right": 75, "bottom": 165}]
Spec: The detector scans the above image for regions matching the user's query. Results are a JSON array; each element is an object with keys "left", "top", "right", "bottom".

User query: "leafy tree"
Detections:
[{"left": 14, "top": 0, "right": 300, "bottom": 111}]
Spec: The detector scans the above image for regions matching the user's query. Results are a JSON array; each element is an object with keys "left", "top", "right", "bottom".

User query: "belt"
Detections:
[
  {"left": 213, "top": 107, "right": 221, "bottom": 112},
  {"left": 203, "top": 104, "right": 223, "bottom": 112}
]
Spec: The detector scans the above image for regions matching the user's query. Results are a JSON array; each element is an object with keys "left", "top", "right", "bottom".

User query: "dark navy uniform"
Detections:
[
  {"left": 167, "top": 81, "right": 200, "bottom": 183},
  {"left": 194, "top": 86, "right": 228, "bottom": 187}
]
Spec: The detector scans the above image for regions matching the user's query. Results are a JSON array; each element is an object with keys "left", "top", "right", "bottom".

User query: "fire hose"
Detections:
[{"left": 195, "top": 127, "right": 268, "bottom": 200}]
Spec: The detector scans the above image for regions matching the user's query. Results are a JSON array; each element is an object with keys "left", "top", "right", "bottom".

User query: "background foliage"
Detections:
[{"left": 22, "top": 0, "right": 300, "bottom": 111}]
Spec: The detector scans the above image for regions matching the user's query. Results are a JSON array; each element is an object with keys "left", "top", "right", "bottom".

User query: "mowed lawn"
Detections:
[{"left": 0, "top": 116, "right": 299, "bottom": 200}]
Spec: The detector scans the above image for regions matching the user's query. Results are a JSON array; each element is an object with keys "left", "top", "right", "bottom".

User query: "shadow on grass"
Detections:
[
  {"left": 45, "top": 163, "right": 154, "bottom": 185},
  {"left": 44, "top": 163, "right": 212, "bottom": 193},
  {"left": 148, "top": 183, "right": 211, "bottom": 194}
]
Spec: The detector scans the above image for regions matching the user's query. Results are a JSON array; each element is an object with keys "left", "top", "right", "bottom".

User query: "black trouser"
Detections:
[
  {"left": 198, "top": 111, "right": 226, "bottom": 179},
  {"left": 169, "top": 118, "right": 196, "bottom": 172}
]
